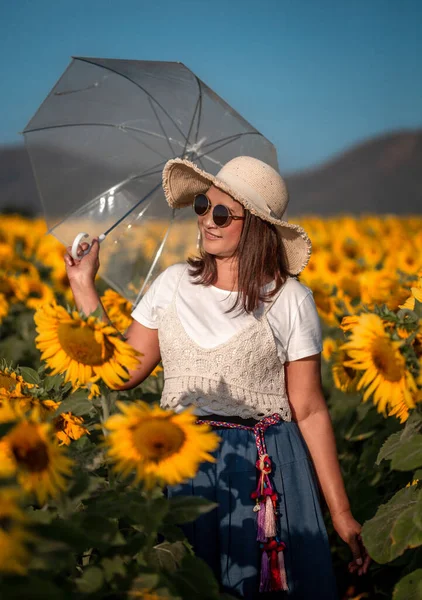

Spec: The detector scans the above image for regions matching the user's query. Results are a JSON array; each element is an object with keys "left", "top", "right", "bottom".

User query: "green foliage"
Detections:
[{"left": 393, "top": 569, "right": 422, "bottom": 600}]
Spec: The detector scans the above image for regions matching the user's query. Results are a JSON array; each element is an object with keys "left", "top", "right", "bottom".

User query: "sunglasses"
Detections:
[{"left": 193, "top": 194, "right": 245, "bottom": 228}]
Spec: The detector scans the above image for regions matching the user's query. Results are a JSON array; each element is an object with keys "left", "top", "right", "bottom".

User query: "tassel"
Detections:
[
  {"left": 269, "top": 546, "right": 282, "bottom": 591},
  {"left": 278, "top": 548, "right": 289, "bottom": 592},
  {"left": 264, "top": 495, "right": 276, "bottom": 538},
  {"left": 257, "top": 500, "right": 267, "bottom": 542},
  {"left": 259, "top": 549, "right": 271, "bottom": 593}
]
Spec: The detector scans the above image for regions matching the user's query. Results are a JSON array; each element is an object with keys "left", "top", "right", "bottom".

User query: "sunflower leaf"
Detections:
[
  {"left": 75, "top": 566, "right": 104, "bottom": 594},
  {"left": 376, "top": 431, "right": 403, "bottom": 465},
  {"left": 0, "top": 420, "right": 17, "bottom": 438},
  {"left": 19, "top": 366, "right": 41, "bottom": 385},
  {"left": 391, "top": 435, "right": 422, "bottom": 471},
  {"left": 53, "top": 394, "right": 94, "bottom": 417},
  {"left": 164, "top": 496, "right": 218, "bottom": 525},
  {"left": 361, "top": 485, "right": 420, "bottom": 563},
  {"left": 393, "top": 569, "right": 422, "bottom": 600},
  {"left": 44, "top": 373, "right": 64, "bottom": 392},
  {"left": 169, "top": 554, "right": 220, "bottom": 600},
  {"left": 153, "top": 540, "right": 187, "bottom": 573},
  {"left": 412, "top": 298, "right": 422, "bottom": 318}
]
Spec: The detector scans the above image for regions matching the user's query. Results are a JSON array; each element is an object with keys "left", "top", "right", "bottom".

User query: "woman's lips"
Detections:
[{"left": 203, "top": 230, "right": 222, "bottom": 240}]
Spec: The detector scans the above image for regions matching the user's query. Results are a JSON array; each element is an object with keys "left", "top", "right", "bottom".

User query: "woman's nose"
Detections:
[{"left": 202, "top": 210, "right": 216, "bottom": 228}]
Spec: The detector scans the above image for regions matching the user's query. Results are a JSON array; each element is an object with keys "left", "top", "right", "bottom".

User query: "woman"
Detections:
[{"left": 65, "top": 156, "right": 370, "bottom": 599}]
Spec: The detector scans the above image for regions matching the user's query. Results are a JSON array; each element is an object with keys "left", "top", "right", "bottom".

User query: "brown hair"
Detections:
[{"left": 187, "top": 210, "right": 290, "bottom": 313}]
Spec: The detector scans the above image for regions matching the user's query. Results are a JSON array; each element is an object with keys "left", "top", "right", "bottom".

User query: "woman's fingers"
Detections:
[{"left": 347, "top": 534, "right": 371, "bottom": 575}]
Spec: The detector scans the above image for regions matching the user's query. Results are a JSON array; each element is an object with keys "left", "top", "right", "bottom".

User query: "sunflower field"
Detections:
[{"left": 0, "top": 213, "right": 421, "bottom": 600}]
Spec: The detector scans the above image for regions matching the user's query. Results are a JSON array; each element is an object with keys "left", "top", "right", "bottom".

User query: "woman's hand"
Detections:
[
  {"left": 331, "top": 509, "right": 371, "bottom": 576},
  {"left": 64, "top": 237, "right": 100, "bottom": 286}
]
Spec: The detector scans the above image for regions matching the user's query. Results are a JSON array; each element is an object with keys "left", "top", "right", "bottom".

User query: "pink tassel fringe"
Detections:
[
  {"left": 278, "top": 549, "right": 289, "bottom": 592},
  {"left": 257, "top": 501, "right": 266, "bottom": 542},
  {"left": 264, "top": 495, "right": 276, "bottom": 538}
]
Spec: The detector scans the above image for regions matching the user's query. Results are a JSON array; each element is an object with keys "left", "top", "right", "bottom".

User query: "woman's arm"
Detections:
[
  {"left": 64, "top": 239, "right": 161, "bottom": 388},
  {"left": 285, "top": 354, "right": 370, "bottom": 575}
]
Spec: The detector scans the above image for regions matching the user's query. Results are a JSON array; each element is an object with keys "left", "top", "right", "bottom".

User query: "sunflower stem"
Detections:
[{"left": 101, "top": 394, "right": 110, "bottom": 432}]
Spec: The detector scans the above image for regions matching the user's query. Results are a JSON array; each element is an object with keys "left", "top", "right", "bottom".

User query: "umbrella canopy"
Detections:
[{"left": 23, "top": 57, "right": 278, "bottom": 304}]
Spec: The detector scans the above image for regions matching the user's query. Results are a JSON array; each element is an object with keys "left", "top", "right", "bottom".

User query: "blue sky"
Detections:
[{"left": 1, "top": 0, "right": 421, "bottom": 172}]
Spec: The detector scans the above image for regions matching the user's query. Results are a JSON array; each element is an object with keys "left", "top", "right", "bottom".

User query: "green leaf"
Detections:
[
  {"left": 362, "top": 486, "right": 420, "bottom": 563},
  {"left": 53, "top": 393, "right": 93, "bottom": 416},
  {"left": 19, "top": 366, "right": 41, "bottom": 385},
  {"left": 165, "top": 496, "right": 218, "bottom": 525},
  {"left": 44, "top": 373, "right": 64, "bottom": 392},
  {"left": 415, "top": 490, "right": 422, "bottom": 531},
  {"left": 169, "top": 554, "right": 220, "bottom": 600},
  {"left": 76, "top": 566, "right": 104, "bottom": 594},
  {"left": 0, "top": 420, "right": 17, "bottom": 438},
  {"left": 377, "top": 431, "right": 402, "bottom": 465},
  {"left": 391, "top": 501, "right": 422, "bottom": 557},
  {"left": 412, "top": 298, "right": 422, "bottom": 318},
  {"left": 393, "top": 569, "right": 422, "bottom": 600},
  {"left": 391, "top": 435, "right": 422, "bottom": 471},
  {"left": 101, "top": 556, "right": 127, "bottom": 582},
  {"left": 402, "top": 412, "right": 422, "bottom": 439},
  {"left": 153, "top": 540, "right": 187, "bottom": 573},
  {"left": 0, "top": 577, "right": 66, "bottom": 600}
]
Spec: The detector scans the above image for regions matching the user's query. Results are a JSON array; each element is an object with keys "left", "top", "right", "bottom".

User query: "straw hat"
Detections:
[{"left": 162, "top": 156, "right": 311, "bottom": 275}]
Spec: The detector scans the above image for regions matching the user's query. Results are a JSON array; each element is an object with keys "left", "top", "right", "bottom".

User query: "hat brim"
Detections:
[{"left": 162, "top": 158, "right": 312, "bottom": 275}]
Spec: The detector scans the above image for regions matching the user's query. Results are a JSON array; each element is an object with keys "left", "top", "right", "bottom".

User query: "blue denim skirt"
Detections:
[{"left": 168, "top": 419, "right": 339, "bottom": 599}]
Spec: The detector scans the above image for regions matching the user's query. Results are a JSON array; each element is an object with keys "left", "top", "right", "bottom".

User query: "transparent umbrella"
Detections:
[{"left": 23, "top": 57, "right": 278, "bottom": 304}]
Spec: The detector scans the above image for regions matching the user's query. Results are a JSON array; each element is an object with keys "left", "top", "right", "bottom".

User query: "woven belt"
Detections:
[{"left": 196, "top": 413, "right": 289, "bottom": 593}]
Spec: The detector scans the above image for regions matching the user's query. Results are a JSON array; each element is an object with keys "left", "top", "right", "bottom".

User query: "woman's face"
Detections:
[{"left": 197, "top": 185, "right": 245, "bottom": 258}]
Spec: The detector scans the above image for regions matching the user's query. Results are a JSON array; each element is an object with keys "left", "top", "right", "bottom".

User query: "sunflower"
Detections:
[
  {"left": 0, "top": 365, "right": 34, "bottom": 403},
  {"left": 0, "top": 292, "right": 8, "bottom": 324},
  {"left": 20, "top": 276, "right": 56, "bottom": 311},
  {"left": 341, "top": 313, "right": 417, "bottom": 420},
  {"left": 104, "top": 402, "right": 220, "bottom": 488},
  {"left": 0, "top": 489, "right": 32, "bottom": 574},
  {"left": 0, "top": 271, "right": 27, "bottom": 304},
  {"left": 0, "top": 403, "right": 73, "bottom": 505},
  {"left": 359, "top": 269, "right": 410, "bottom": 311},
  {"left": 399, "top": 276, "right": 422, "bottom": 311},
  {"left": 101, "top": 289, "right": 133, "bottom": 332},
  {"left": 322, "top": 337, "right": 337, "bottom": 362},
  {"left": 332, "top": 348, "right": 359, "bottom": 393},
  {"left": 34, "top": 303, "right": 141, "bottom": 390},
  {"left": 307, "top": 279, "right": 339, "bottom": 326},
  {"left": 42, "top": 400, "right": 89, "bottom": 446}
]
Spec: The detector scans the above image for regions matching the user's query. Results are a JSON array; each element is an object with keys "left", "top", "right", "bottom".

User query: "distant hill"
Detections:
[
  {"left": 285, "top": 130, "right": 422, "bottom": 215},
  {"left": 0, "top": 130, "right": 421, "bottom": 216}
]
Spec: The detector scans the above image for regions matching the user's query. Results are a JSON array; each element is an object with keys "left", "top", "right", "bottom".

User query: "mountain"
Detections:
[
  {"left": 285, "top": 130, "right": 422, "bottom": 215},
  {"left": 0, "top": 130, "right": 421, "bottom": 216}
]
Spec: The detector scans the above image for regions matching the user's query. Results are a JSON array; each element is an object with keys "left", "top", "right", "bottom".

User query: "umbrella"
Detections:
[{"left": 23, "top": 57, "right": 278, "bottom": 304}]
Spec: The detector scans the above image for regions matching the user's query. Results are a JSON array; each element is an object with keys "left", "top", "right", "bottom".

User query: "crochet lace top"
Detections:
[{"left": 158, "top": 276, "right": 292, "bottom": 421}]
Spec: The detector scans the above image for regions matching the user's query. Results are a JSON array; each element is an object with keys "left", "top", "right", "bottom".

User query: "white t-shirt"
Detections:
[{"left": 131, "top": 263, "right": 322, "bottom": 364}]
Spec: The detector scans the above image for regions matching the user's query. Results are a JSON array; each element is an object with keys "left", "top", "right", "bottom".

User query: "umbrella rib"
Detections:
[
  {"left": 194, "top": 77, "right": 203, "bottom": 145},
  {"left": 191, "top": 76, "right": 207, "bottom": 170},
  {"left": 133, "top": 216, "right": 176, "bottom": 306},
  {"left": 182, "top": 93, "right": 201, "bottom": 158},
  {"left": 102, "top": 181, "right": 163, "bottom": 237},
  {"left": 75, "top": 57, "right": 191, "bottom": 146},
  {"left": 147, "top": 96, "right": 177, "bottom": 156},
  {"left": 192, "top": 132, "right": 263, "bottom": 168}
]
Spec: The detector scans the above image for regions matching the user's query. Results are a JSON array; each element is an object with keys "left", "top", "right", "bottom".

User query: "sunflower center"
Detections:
[
  {"left": 0, "top": 373, "right": 16, "bottom": 391},
  {"left": 11, "top": 431, "right": 50, "bottom": 473},
  {"left": 313, "top": 291, "right": 331, "bottom": 315},
  {"left": 371, "top": 339, "right": 404, "bottom": 382},
  {"left": 344, "top": 365, "right": 356, "bottom": 380},
  {"left": 57, "top": 322, "right": 114, "bottom": 366},
  {"left": 132, "top": 418, "right": 186, "bottom": 462}
]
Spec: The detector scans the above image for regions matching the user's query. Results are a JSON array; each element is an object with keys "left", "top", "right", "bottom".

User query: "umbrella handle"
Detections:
[{"left": 71, "top": 232, "right": 105, "bottom": 260}]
